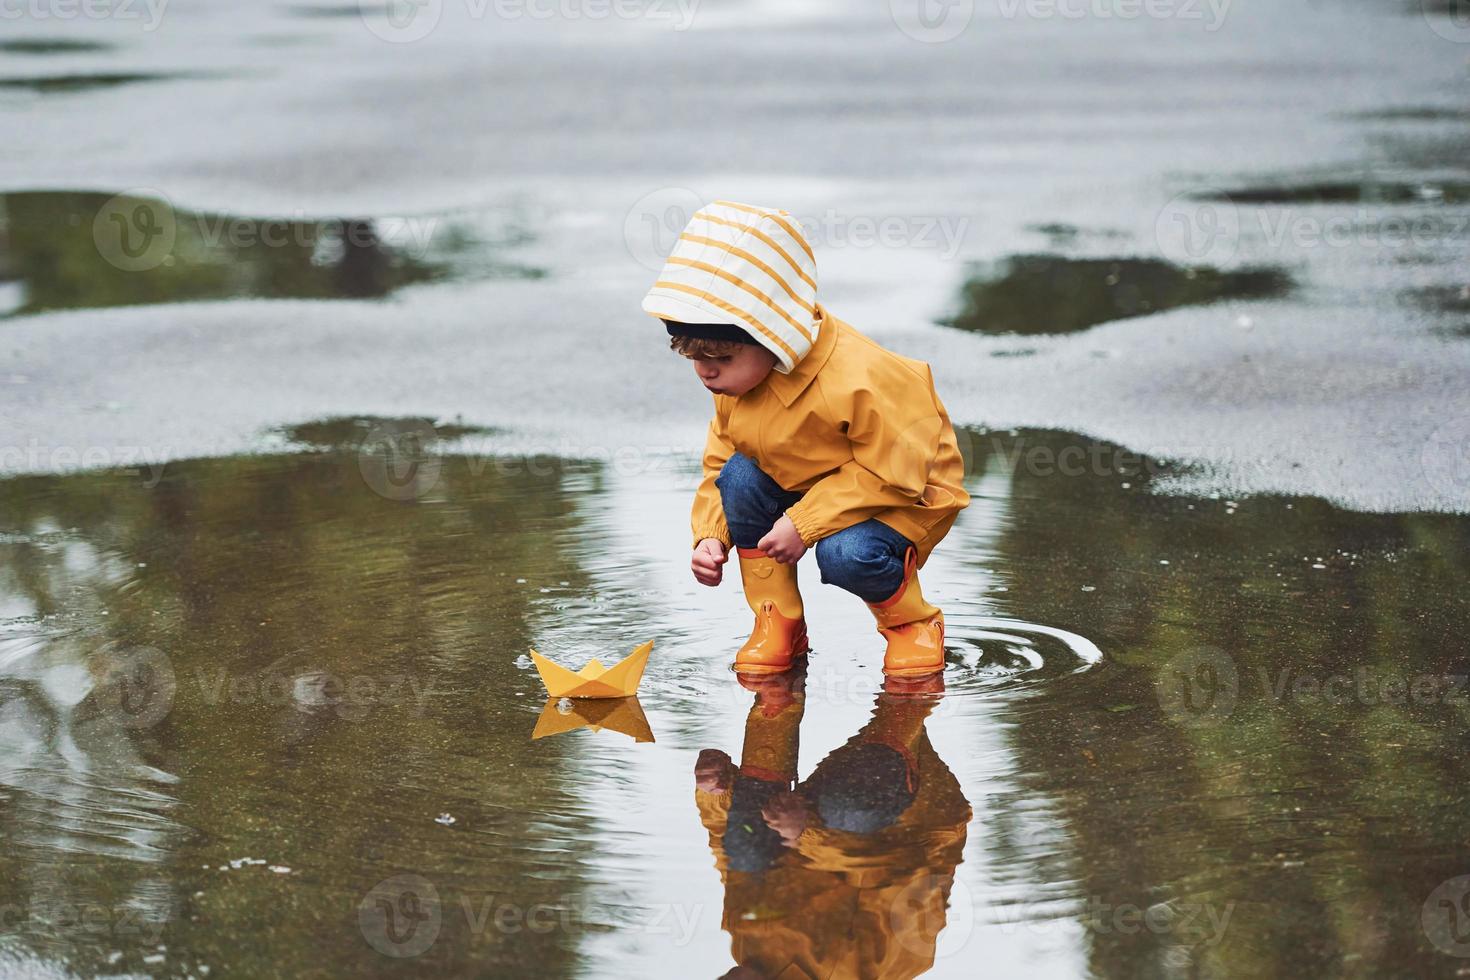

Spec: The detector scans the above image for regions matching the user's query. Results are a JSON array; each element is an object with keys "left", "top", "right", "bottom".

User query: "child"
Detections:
[{"left": 641, "top": 200, "right": 969, "bottom": 678}]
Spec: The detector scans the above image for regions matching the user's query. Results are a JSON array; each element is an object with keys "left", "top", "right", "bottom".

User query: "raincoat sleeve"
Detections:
[
  {"left": 691, "top": 399, "right": 735, "bottom": 550},
  {"left": 782, "top": 378, "right": 941, "bottom": 547}
]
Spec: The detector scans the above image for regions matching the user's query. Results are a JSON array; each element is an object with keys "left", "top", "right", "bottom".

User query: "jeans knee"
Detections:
[
  {"left": 716, "top": 452, "right": 761, "bottom": 494},
  {"left": 816, "top": 531, "right": 897, "bottom": 595},
  {"left": 715, "top": 453, "right": 768, "bottom": 513},
  {"left": 717, "top": 453, "right": 795, "bottom": 548}
]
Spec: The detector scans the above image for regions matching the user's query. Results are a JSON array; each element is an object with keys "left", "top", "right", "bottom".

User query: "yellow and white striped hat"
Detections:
[{"left": 641, "top": 200, "right": 820, "bottom": 374}]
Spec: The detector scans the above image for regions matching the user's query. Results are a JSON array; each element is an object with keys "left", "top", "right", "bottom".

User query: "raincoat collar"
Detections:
[{"left": 761, "top": 304, "right": 836, "bottom": 407}]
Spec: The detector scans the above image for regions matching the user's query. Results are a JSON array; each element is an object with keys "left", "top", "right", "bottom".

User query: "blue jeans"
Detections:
[{"left": 715, "top": 452, "right": 913, "bottom": 603}]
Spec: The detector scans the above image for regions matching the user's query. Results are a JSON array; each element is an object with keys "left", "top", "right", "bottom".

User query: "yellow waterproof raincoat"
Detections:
[{"left": 641, "top": 200, "right": 969, "bottom": 567}]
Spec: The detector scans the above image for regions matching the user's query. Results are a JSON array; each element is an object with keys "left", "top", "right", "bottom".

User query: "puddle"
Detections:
[
  {"left": 1192, "top": 179, "right": 1470, "bottom": 206},
  {"left": 0, "top": 427, "right": 1465, "bottom": 976},
  {"left": 942, "top": 255, "right": 1292, "bottom": 335},
  {"left": 0, "top": 191, "right": 543, "bottom": 318},
  {"left": 277, "top": 415, "right": 499, "bottom": 450},
  {"left": 1403, "top": 284, "right": 1470, "bottom": 337},
  {"left": 1026, "top": 223, "right": 1130, "bottom": 246},
  {"left": 1403, "top": 284, "right": 1470, "bottom": 315},
  {"left": 246, "top": 33, "right": 328, "bottom": 46},
  {"left": 280, "top": 3, "right": 392, "bottom": 17},
  {"left": 0, "top": 72, "right": 216, "bottom": 95},
  {"left": 1346, "top": 106, "right": 1470, "bottom": 123},
  {"left": 0, "top": 39, "right": 117, "bottom": 54}
]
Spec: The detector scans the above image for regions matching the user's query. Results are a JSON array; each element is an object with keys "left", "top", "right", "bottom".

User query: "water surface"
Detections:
[{"left": 1, "top": 428, "right": 1466, "bottom": 977}]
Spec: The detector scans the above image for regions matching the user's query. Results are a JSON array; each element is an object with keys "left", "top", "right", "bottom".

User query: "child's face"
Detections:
[{"left": 689, "top": 344, "right": 778, "bottom": 397}]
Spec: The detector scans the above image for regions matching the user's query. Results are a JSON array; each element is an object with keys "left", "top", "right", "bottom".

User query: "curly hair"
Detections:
[{"left": 668, "top": 334, "right": 751, "bottom": 359}]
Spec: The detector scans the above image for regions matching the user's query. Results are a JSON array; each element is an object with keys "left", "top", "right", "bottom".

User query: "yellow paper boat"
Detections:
[
  {"left": 529, "top": 640, "right": 653, "bottom": 699},
  {"left": 531, "top": 696, "right": 654, "bottom": 743}
]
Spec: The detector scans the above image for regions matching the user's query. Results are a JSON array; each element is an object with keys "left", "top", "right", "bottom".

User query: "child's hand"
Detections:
[
  {"left": 694, "top": 749, "right": 734, "bottom": 793},
  {"left": 761, "top": 790, "right": 811, "bottom": 843},
  {"left": 757, "top": 516, "right": 807, "bottom": 564},
  {"left": 692, "top": 538, "right": 728, "bottom": 586}
]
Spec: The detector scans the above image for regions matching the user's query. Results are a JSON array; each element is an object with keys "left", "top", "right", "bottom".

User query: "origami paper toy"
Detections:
[
  {"left": 528, "top": 639, "right": 653, "bottom": 699},
  {"left": 531, "top": 696, "right": 654, "bottom": 743}
]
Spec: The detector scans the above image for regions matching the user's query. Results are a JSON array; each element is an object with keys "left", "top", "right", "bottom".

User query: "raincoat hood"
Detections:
[{"left": 641, "top": 200, "right": 820, "bottom": 374}]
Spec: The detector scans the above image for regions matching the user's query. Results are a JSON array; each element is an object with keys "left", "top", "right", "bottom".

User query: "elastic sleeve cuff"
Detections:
[
  {"left": 692, "top": 523, "right": 732, "bottom": 550},
  {"left": 783, "top": 502, "right": 824, "bottom": 548}
]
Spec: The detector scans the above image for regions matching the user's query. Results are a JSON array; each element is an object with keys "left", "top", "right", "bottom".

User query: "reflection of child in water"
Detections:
[{"left": 694, "top": 669, "right": 972, "bottom": 979}]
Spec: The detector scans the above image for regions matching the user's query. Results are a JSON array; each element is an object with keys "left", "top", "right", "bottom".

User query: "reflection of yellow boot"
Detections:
[
  {"left": 866, "top": 546, "right": 945, "bottom": 678},
  {"left": 863, "top": 689, "right": 940, "bottom": 749},
  {"left": 737, "top": 667, "right": 806, "bottom": 781},
  {"left": 734, "top": 546, "right": 809, "bottom": 676}
]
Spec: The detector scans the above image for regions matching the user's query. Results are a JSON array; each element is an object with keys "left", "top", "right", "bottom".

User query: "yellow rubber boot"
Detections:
[
  {"left": 733, "top": 546, "right": 809, "bottom": 676},
  {"left": 866, "top": 546, "right": 946, "bottom": 678}
]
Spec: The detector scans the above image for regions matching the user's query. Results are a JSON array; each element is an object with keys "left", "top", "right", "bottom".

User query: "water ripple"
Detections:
[{"left": 941, "top": 616, "right": 1103, "bottom": 694}]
